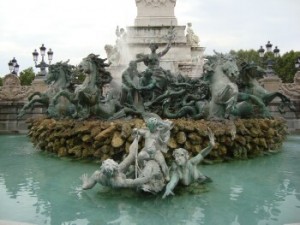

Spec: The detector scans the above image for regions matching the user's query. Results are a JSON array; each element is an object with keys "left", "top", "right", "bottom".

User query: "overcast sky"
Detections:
[{"left": 0, "top": 0, "right": 299, "bottom": 76}]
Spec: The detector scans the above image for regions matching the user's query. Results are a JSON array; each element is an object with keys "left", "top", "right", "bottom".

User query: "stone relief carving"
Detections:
[
  {"left": 136, "top": 0, "right": 175, "bottom": 7},
  {"left": 0, "top": 74, "right": 33, "bottom": 101},
  {"left": 279, "top": 72, "right": 300, "bottom": 100}
]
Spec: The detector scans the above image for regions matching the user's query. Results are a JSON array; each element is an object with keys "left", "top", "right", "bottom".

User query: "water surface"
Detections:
[{"left": 0, "top": 135, "right": 299, "bottom": 225}]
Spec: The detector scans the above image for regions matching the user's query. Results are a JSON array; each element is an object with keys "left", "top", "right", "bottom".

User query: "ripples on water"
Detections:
[{"left": 0, "top": 135, "right": 300, "bottom": 225}]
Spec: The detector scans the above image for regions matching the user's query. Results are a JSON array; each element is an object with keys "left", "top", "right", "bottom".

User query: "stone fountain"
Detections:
[
  {"left": 23, "top": 37, "right": 291, "bottom": 198},
  {"left": 5, "top": 0, "right": 298, "bottom": 198}
]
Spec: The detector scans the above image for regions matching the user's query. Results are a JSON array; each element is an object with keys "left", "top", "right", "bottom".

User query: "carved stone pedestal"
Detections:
[
  {"left": 31, "top": 76, "right": 48, "bottom": 93},
  {"left": 279, "top": 71, "right": 300, "bottom": 132},
  {"left": 0, "top": 74, "right": 33, "bottom": 102},
  {"left": 260, "top": 76, "right": 282, "bottom": 93},
  {"left": 0, "top": 74, "right": 45, "bottom": 134}
]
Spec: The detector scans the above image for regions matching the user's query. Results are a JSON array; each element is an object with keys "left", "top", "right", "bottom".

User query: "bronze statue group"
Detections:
[{"left": 18, "top": 35, "right": 295, "bottom": 198}]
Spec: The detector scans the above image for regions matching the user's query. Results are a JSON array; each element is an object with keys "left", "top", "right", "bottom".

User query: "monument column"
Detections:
[
  {"left": 107, "top": 0, "right": 205, "bottom": 81},
  {"left": 135, "top": 0, "right": 177, "bottom": 26}
]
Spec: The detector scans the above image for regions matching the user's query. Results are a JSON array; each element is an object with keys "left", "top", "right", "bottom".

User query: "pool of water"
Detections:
[{"left": 0, "top": 135, "right": 299, "bottom": 225}]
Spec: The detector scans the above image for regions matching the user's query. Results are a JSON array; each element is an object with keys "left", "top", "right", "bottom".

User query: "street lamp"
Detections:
[
  {"left": 32, "top": 44, "right": 53, "bottom": 76},
  {"left": 295, "top": 57, "right": 300, "bottom": 71},
  {"left": 8, "top": 57, "right": 20, "bottom": 75},
  {"left": 257, "top": 41, "right": 280, "bottom": 76}
]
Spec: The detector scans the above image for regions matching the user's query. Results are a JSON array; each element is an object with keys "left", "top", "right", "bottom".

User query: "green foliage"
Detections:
[
  {"left": 19, "top": 67, "right": 35, "bottom": 85},
  {"left": 228, "top": 49, "right": 300, "bottom": 83},
  {"left": 229, "top": 49, "right": 261, "bottom": 64},
  {"left": 0, "top": 77, "right": 3, "bottom": 86},
  {"left": 274, "top": 51, "right": 300, "bottom": 83}
]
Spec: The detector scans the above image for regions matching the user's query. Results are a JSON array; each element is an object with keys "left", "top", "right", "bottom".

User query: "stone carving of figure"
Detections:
[
  {"left": 115, "top": 26, "right": 129, "bottom": 65},
  {"left": 0, "top": 74, "right": 33, "bottom": 101},
  {"left": 279, "top": 71, "right": 300, "bottom": 100},
  {"left": 81, "top": 159, "right": 150, "bottom": 189},
  {"left": 104, "top": 44, "right": 120, "bottom": 65},
  {"left": 133, "top": 117, "right": 173, "bottom": 181},
  {"left": 186, "top": 22, "right": 200, "bottom": 47},
  {"left": 162, "top": 128, "right": 215, "bottom": 198},
  {"left": 81, "top": 138, "right": 152, "bottom": 189}
]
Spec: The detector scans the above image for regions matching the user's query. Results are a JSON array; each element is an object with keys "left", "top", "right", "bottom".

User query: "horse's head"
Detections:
[
  {"left": 46, "top": 60, "right": 73, "bottom": 87},
  {"left": 78, "top": 56, "right": 94, "bottom": 74},
  {"left": 221, "top": 56, "right": 239, "bottom": 82},
  {"left": 240, "top": 61, "right": 266, "bottom": 82},
  {"left": 79, "top": 54, "right": 108, "bottom": 75},
  {"left": 77, "top": 54, "right": 112, "bottom": 94},
  {"left": 46, "top": 63, "right": 60, "bottom": 85}
]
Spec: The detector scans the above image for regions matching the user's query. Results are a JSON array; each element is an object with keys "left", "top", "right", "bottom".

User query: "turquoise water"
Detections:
[{"left": 0, "top": 135, "right": 299, "bottom": 225}]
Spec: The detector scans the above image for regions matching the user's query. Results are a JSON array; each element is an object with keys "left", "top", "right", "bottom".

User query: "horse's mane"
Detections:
[
  {"left": 239, "top": 61, "right": 266, "bottom": 80},
  {"left": 48, "top": 60, "right": 73, "bottom": 84},
  {"left": 84, "top": 54, "right": 113, "bottom": 86},
  {"left": 85, "top": 54, "right": 107, "bottom": 68}
]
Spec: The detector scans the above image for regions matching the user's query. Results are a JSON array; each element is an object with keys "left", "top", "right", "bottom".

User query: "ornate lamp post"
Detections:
[
  {"left": 32, "top": 44, "right": 53, "bottom": 76},
  {"left": 257, "top": 41, "right": 280, "bottom": 76},
  {"left": 8, "top": 57, "right": 20, "bottom": 75},
  {"left": 295, "top": 56, "right": 300, "bottom": 71}
]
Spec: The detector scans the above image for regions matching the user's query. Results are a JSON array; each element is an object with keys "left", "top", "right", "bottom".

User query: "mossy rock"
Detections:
[{"left": 28, "top": 117, "right": 287, "bottom": 163}]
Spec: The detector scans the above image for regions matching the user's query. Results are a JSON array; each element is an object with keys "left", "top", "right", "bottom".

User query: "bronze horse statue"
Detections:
[
  {"left": 160, "top": 53, "right": 239, "bottom": 120},
  {"left": 52, "top": 54, "right": 112, "bottom": 118},
  {"left": 17, "top": 61, "right": 74, "bottom": 119},
  {"left": 234, "top": 62, "right": 296, "bottom": 118},
  {"left": 204, "top": 52, "right": 240, "bottom": 119}
]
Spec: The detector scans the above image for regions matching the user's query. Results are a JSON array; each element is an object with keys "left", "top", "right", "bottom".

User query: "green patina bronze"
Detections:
[
  {"left": 18, "top": 60, "right": 75, "bottom": 119},
  {"left": 20, "top": 38, "right": 294, "bottom": 197},
  {"left": 236, "top": 61, "right": 296, "bottom": 116},
  {"left": 19, "top": 28, "right": 295, "bottom": 121}
]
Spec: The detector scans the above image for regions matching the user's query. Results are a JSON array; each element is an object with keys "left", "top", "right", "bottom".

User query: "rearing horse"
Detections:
[
  {"left": 204, "top": 53, "right": 240, "bottom": 119},
  {"left": 17, "top": 60, "right": 73, "bottom": 118},
  {"left": 238, "top": 62, "right": 296, "bottom": 114},
  {"left": 52, "top": 54, "right": 112, "bottom": 118}
]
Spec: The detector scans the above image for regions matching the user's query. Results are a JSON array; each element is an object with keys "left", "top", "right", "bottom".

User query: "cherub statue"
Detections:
[
  {"left": 133, "top": 116, "right": 173, "bottom": 181},
  {"left": 162, "top": 128, "right": 215, "bottom": 198}
]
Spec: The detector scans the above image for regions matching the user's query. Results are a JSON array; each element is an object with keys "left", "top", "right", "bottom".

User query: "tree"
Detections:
[
  {"left": 275, "top": 51, "right": 300, "bottom": 83},
  {"left": 229, "top": 49, "right": 261, "bottom": 65},
  {"left": 0, "top": 77, "right": 3, "bottom": 86},
  {"left": 229, "top": 49, "right": 300, "bottom": 83},
  {"left": 19, "top": 67, "right": 35, "bottom": 85}
]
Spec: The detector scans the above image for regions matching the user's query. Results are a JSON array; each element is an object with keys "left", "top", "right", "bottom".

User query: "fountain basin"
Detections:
[{"left": 0, "top": 135, "right": 299, "bottom": 224}]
